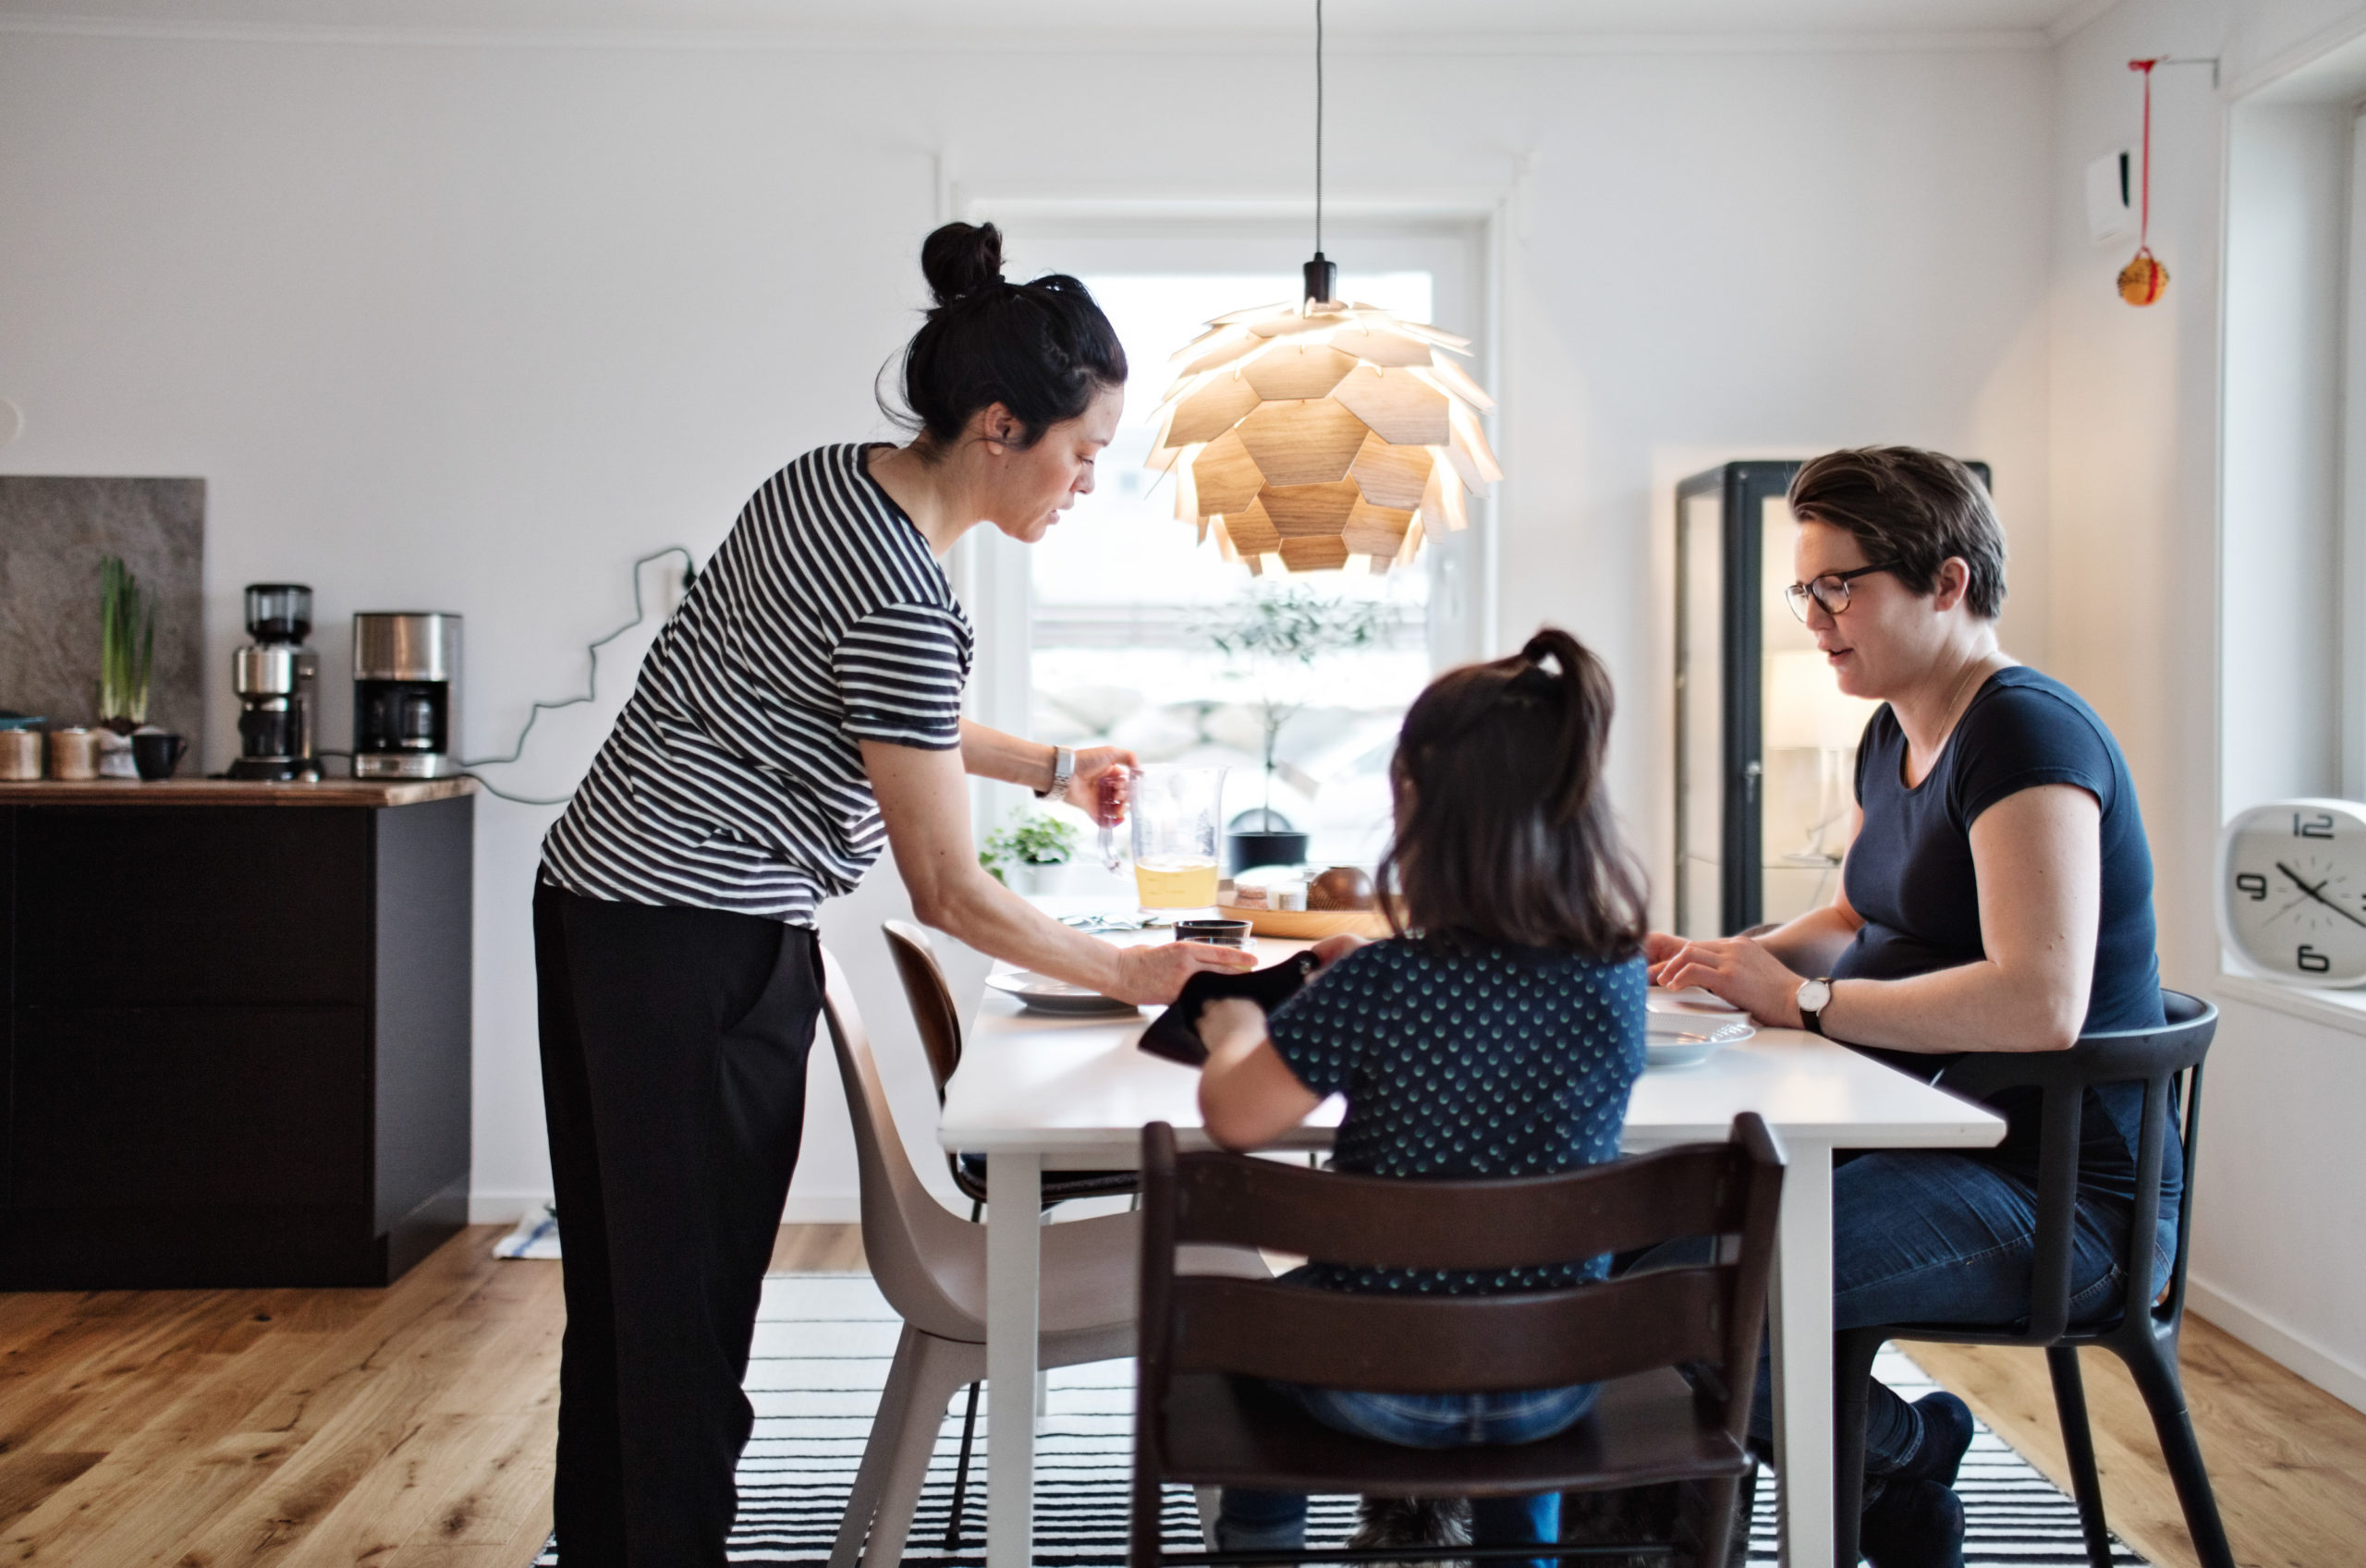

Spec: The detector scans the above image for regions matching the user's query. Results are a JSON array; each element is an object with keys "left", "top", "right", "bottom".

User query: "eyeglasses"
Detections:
[{"left": 1785, "top": 562, "right": 1896, "bottom": 622}]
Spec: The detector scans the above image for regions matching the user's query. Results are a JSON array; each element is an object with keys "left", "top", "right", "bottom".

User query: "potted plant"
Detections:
[
  {"left": 979, "top": 808, "right": 1080, "bottom": 895},
  {"left": 94, "top": 555, "right": 155, "bottom": 778},
  {"left": 1203, "top": 583, "right": 1391, "bottom": 871}
]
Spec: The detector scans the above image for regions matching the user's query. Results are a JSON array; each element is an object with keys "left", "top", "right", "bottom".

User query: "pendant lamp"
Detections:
[{"left": 1146, "top": 2, "right": 1500, "bottom": 576}]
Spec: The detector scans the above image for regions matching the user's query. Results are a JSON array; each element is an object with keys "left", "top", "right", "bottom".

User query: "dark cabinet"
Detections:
[
  {"left": 0, "top": 784, "right": 473, "bottom": 1287},
  {"left": 1674, "top": 460, "right": 1990, "bottom": 937}
]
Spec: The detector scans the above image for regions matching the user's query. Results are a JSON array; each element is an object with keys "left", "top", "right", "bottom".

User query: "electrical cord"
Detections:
[{"left": 460, "top": 544, "right": 699, "bottom": 807}]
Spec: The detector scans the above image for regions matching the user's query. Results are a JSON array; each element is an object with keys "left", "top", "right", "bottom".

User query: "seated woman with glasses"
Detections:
[{"left": 1650, "top": 447, "right": 2173, "bottom": 1568}]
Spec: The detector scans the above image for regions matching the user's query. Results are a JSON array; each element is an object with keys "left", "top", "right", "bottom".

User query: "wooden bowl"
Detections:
[{"left": 1217, "top": 903, "right": 1391, "bottom": 940}]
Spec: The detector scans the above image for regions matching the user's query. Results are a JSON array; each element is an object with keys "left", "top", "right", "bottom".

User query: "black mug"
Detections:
[
  {"left": 132, "top": 731, "right": 187, "bottom": 781},
  {"left": 1174, "top": 918, "right": 1252, "bottom": 948}
]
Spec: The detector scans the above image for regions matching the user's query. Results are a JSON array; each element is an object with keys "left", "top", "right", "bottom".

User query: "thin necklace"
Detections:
[{"left": 1911, "top": 653, "right": 1995, "bottom": 779}]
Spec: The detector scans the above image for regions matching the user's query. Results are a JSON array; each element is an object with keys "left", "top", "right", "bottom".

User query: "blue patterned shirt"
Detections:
[{"left": 1265, "top": 937, "right": 1647, "bottom": 1295}]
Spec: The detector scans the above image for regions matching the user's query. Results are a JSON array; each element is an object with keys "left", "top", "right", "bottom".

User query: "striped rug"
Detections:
[{"left": 536, "top": 1272, "right": 2146, "bottom": 1566}]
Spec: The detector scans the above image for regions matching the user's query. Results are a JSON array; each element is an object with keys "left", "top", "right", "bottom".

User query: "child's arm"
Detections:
[{"left": 1197, "top": 998, "right": 1322, "bottom": 1151}]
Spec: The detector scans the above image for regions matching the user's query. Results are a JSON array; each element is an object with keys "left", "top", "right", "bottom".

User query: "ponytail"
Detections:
[{"left": 1380, "top": 626, "right": 1648, "bottom": 960}]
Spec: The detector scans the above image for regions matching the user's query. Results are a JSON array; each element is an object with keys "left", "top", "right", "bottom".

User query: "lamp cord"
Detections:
[
  {"left": 1314, "top": 0, "right": 1324, "bottom": 256},
  {"left": 458, "top": 544, "right": 699, "bottom": 807}
]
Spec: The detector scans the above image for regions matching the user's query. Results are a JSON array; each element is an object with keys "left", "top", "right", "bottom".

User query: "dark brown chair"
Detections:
[
  {"left": 879, "top": 918, "right": 1137, "bottom": 1550},
  {"left": 1833, "top": 991, "right": 2232, "bottom": 1568},
  {"left": 1131, "top": 1115, "right": 1786, "bottom": 1567}
]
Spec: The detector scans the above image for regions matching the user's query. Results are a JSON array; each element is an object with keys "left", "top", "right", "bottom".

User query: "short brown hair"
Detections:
[
  {"left": 1787, "top": 447, "right": 2006, "bottom": 619},
  {"left": 1379, "top": 627, "right": 1648, "bottom": 961}
]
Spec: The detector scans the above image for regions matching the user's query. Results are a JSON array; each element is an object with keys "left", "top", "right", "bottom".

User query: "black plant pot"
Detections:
[{"left": 1227, "top": 831, "right": 1310, "bottom": 875}]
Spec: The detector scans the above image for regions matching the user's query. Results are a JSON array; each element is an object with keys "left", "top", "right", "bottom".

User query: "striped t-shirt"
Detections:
[{"left": 541, "top": 443, "right": 973, "bottom": 926}]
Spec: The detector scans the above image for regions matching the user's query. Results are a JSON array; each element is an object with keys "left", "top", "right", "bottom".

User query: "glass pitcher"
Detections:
[{"left": 1129, "top": 765, "right": 1227, "bottom": 910}]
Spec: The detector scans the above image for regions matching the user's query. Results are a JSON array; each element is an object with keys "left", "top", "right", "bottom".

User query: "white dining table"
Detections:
[{"left": 937, "top": 926, "right": 2004, "bottom": 1568}]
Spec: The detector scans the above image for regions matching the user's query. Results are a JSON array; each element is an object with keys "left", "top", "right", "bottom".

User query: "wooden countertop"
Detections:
[{"left": 0, "top": 777, "right": 477, "bottom": 808}]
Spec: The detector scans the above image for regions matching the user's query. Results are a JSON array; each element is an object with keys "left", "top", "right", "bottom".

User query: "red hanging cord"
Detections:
[{"left": 2120, "top": 58, "right": 2169, "bottom": 305}]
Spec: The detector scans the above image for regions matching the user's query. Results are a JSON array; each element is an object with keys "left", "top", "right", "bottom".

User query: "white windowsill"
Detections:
[{"left": 2213, "top": 966, "right": 2366, "bottom": 1036}]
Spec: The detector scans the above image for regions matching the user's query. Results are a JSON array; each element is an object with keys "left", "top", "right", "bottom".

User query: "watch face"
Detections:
[
  {"left": 2221, "top": 801, "right": 2366, "bottom": 985},
  {"left": 1798, "top": 978, "right": 1832, "bottom": 1012}
]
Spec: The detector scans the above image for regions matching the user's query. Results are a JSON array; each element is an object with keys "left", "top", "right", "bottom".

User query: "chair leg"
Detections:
[
  {"left": 833, "top": 1322, "right": 931, "bottom": 1568},
  {"left": 2044, "top": 1346, "right": 2115, "bottom": 1568},
  {"left": 2115, "top": 1335, "right": 2238, "bottom": 1568},
  {"left": 945, "top": 1379, "right": 983, "bottom": 1550},
  {"left": 858, "top": 1332, "right": 977, "bottom": 1568},
  {"left": 1832, "top": 1330, "right": 1887, "bottom": 1568}
]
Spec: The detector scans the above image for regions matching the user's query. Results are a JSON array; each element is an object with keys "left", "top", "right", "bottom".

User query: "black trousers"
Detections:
[{"left": 534, "top": 881, "right": 823, "bottom": 1567}]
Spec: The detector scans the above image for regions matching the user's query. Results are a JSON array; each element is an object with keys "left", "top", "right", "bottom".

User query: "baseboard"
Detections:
[
  {"left": 2186, "top": 1273, "right": 2366, "bottom": 1416},
  {"left": 466, "top": 1190, "right": 862, "bottom": 1225}
]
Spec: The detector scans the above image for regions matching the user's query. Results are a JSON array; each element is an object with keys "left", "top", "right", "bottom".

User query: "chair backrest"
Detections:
[
  {"left": 1136, "top": 1115, "right": 1784, "bottom": 1457},
  {"left": 818, "top": 945, "right": 983, "bottom": 1343},
  {"left": 882, "top": 918, "right": 964, "bottom": 1105},
  {"left": 1932, "top": 989, "right": 2215, "bottom": 1341}
]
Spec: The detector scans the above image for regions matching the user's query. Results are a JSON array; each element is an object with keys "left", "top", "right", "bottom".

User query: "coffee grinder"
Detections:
[
  {"left": 353, "top": 612, "right": 463, "bottom": 779},
  {"left": 227, "top": 584, "right": 322, "bottom": 781}
]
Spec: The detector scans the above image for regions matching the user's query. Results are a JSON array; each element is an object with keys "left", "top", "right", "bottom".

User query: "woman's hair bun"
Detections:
[{"left": 921, "top": 222, "right": 1006, "bottom": 307}]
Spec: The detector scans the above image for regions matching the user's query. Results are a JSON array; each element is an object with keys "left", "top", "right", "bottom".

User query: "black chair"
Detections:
[
  {"left": 1132, "top": 1115, "right": 1787, "bottom": 1568},
  {"left": 880, "top": 918, "right": 1137, "bottom": 1550},
  {"left": 1832, "top": 990, "right": 2232, "bottom": 1568}
]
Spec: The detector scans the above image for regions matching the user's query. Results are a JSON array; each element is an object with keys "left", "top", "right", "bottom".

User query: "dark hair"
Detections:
[
  {"left": 1377, "top": 627, "right": 1648, "bottom": 961},
  {"left": 1787, "top": 447, "right": 2007, "bottom": 619},
  {"left": 882, "top": 222, "right": 1128, "bottom": 456}
]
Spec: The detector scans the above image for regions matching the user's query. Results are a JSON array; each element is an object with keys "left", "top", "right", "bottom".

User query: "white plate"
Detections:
[
  {"left": 1644, "top": 1016, "right": 1754, "bottom": 1069},
  {"left": 984, "top": 970, "right": 1141, "bottom": 1015},
  {"left": 1647, "top": 985, "right": 1743, "bottom": 1013}
]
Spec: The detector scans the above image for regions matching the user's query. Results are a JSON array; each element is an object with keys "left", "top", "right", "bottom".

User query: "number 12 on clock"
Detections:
[{"left": 2218, "top": 798, "right": 2366, "bottom": 987}]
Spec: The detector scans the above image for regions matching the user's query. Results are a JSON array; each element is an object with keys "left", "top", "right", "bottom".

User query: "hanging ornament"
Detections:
[
  {"left": 2118, "top": 58, "right": 2169, "bottom": 307},
  {"left": 1146, "top": 0, "right": 1499, "bottom": 576}
]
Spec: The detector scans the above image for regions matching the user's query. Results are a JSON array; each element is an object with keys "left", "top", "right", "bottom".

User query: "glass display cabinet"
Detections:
[{"left": 1674, "top": 459, "right": 1990, "bottom": 937}]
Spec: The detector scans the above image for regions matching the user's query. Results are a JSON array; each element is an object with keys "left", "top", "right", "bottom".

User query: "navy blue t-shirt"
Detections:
[
  {"left": 1265, "top": 937, "right": 1646, "bottom": 1295},
  {"left": 1839, "top": 664, "right": 2175, "bottom": 1214}
]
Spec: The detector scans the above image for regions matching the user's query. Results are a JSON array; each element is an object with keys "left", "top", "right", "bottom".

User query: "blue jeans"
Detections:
[
  {"left": 1217, "top": 1380, "right": 1598, "bottom": 1568},
  {"left": 1757, "top": 1150, "right": 2172, "bottom": 1474}
]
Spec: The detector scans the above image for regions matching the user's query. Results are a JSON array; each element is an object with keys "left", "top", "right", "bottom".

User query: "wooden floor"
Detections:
[{"left": 0, "top": 1222, "right": 2356, "bottom": 1568}]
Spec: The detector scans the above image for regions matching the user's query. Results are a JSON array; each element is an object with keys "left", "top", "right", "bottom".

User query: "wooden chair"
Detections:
[
  {"left": 1832, "top": 991, "right": 2232, "bottom": 1568},
  {"left": 883, "top": 918, "right": 1140, "bottom": 1211},
  {"left": 879, "top": 918, "right": 1140, "bottom": 1545},
  {"left": 1131, "top": 1114, "right": 1786, "bottom": 1567}
]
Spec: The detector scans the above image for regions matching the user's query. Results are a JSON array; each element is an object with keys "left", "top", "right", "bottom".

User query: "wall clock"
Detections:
[{"left": 2218, "top": 798, "right": 2366, "bottom": 986}]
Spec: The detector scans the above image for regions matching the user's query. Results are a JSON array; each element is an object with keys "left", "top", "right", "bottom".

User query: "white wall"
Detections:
[
  {"left": 0, "top": 21, "right": 2055, "bottom": 1221},
  {"left": 2050, "top": 0, "right": 2366, "bottom": 1412}
]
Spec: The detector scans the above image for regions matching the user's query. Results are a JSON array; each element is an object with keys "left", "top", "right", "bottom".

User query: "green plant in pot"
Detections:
[
  {"left": 1202, "top": 582, "right": 1391, "bottom": 870},
  {"left": 979, "top": 808, "right": 1080, "bottom": 893},
  {"left": 95, "top": 555, "right": 155, "bottom": 776}
]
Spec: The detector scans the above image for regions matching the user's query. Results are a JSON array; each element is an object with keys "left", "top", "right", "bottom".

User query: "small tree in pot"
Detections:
[{"left": 1203, "top": 583, "right": 1392, "bottom": 865}]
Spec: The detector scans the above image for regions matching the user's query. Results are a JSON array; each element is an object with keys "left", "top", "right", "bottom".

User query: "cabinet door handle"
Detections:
[{"left": 1742, "top": 760, "right": 1762, "bottom": 804}]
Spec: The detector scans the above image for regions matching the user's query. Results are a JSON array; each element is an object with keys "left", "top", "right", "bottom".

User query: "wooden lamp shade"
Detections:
[{"left": 1147, "top": 297, "right": 1500, "bottom": 576}]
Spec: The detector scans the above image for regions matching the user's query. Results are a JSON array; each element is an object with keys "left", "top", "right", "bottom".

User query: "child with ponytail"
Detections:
[{"left": 1194, "top": 627, "right": 1651, "bottom": 1566}]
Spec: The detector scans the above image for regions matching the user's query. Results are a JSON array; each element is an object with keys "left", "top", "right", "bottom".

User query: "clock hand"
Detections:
[{"left": 2274, "top": 861, "right": 2366, "bottom": 930}]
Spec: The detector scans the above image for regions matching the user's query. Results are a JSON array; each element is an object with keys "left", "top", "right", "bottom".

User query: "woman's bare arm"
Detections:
[{"left": 1654, "top": 784, "right": 2101, "bottom": 1052}]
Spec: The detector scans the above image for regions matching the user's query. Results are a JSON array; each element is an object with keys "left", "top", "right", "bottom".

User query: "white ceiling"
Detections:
[{"left": 0, "top": 0, "right": 2117, "bottom": 44}]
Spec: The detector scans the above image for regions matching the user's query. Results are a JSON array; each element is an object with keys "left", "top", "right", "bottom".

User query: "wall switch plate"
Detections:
[{"left": 2087, "top": 149, "right": 2136, "bottom": 244}]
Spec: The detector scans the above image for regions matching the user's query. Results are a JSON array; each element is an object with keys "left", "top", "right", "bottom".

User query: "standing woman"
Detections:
[{"left": 533, "top": 222, "right": 1253, "bottom": 1565}]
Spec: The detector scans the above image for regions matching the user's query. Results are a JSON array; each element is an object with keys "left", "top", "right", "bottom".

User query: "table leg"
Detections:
[
  {"left": 986, "top": 1152, "right": 1043, "bottom": 1568},
  {"left": 1769, "top": 1138, "right": 1835, "bottom": 1568}
]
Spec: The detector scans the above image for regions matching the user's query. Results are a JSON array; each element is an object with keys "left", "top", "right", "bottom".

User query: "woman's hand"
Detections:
[
  {"left": 1066, "top": 747, "right": 1139, "bottom": 827},
  {"left": 1652, "top": 935, "right": 1807, "bottom": 1027},
  {"left": 1106, "top": 939, "right": 1256, "bottom": 1005}
]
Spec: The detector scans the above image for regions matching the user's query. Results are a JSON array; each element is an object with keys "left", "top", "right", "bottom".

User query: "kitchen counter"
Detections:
[{"left": 0, "top": 776, "right": 474, "bottom": 807}]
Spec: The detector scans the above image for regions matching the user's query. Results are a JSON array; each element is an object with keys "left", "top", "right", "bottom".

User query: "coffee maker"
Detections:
[
  {"left": 352, "top": 612, "right": 463, "bottom": 779},
  {"left": 227, "top": 584, "right": 322, "bottom": 781}
]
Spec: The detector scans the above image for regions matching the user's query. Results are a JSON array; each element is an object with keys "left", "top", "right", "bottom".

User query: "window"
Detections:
[{"left": 973, "top": 219, "right": 1490, "bottom": 869}]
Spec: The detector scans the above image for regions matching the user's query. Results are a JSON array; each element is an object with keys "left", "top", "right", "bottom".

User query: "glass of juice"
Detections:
[{"left": 1129, "top": 765, "right": 1226, "bottom": 910}]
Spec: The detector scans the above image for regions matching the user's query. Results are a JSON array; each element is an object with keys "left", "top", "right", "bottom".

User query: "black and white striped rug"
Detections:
[{"left": 537, "top": 1273, "right": 2145, "bottom": 1566}]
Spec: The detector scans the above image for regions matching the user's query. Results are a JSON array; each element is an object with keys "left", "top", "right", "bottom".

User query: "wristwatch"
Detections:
[
  {"left": 1035, "top": 746, "right": 1075, "bottom": 802},
  {"left": 1796, "top": 977, "right": 1834, "bottom": 1037}
]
